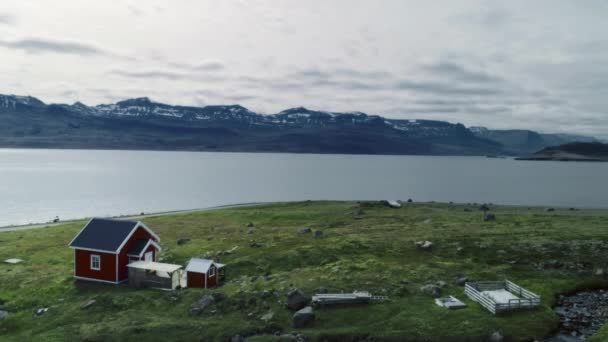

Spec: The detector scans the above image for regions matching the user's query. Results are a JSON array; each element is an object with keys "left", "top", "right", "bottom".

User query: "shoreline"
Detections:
[
  {"left": 1, "top": 200, "right": 606, "bottom": 233},
  {"left": 0, "top": 202, "right": 269, "bottom": 233}
]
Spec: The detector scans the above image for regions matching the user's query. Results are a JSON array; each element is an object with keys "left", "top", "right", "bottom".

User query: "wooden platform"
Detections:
[{"left": 312, "top": 291, "right": 388, "bottom": 306}]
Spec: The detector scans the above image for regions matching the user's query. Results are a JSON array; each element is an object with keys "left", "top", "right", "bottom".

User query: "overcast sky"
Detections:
[{"left": 1, "top": 1, "right": 607, "bottom": 137}]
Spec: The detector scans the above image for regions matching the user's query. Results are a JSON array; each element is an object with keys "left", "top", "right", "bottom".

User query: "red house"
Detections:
[
  {"left": 185, "top": 258, "right": 225, "bottom": 288},
  {"left": 68, "top": 218, "right": 161, "bottom": 284}
]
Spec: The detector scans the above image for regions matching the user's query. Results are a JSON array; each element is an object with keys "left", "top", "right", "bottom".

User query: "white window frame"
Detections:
[
  {"left": 90, "top": 254, "right": 101, "bottom": 271},
  {"left": 209, "top": 266, "right": 215, "bottom": 277}
]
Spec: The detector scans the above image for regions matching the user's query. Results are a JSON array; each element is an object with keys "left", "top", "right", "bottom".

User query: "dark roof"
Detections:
[
  {"left": 127, "top": 239, "right": 149, "bottom": 256},
  {"left": 69, "top": 218, "right": 139, "bottom": 252}
]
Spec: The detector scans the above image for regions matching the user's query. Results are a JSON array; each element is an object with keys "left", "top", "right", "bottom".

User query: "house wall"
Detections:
[
  {"left": 117, "top": 226, "right": 157, "bottom": 282},
  {"left": 206, "top": 265, "right": 217, "bottom": 288},
  {"left": 187, "top": 272, "right": 205, "bottom": 288},
  {"left": 74, "top": 249, "right": 117, "bottom": 283}
]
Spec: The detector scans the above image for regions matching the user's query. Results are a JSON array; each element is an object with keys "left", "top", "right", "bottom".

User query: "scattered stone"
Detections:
[
  {"left": 0, "top": 310, "right": 8, "bottom": 320},
  {"left": 297, "top": 227, "right": 312, "bottom": 234},
  {"left": 546, "top": 208, "right": 556, "bottom": 212},
  {"left": 455, "top": 277, "right": 469, "bottom": 286},
  {"left": 292, "top": 306, "right": 315, "bottom": 328},
  {"left": 246, "top": 228, "right": 255, "bottom": 234},
  {"left": 3, "top": 258, "right": 23, "bottom": 264},
  {"left": 286, "top": 289, "right": 309, "bottom": 311},
  {"left": 247, "top": 222, "right": 254, "bottom": 227},
  {"left": 231, "top": 335, "right": 245, "bottom": 342},
  {"left": 313, "top": 230, "right": 322, "bottom": 238},
  {"left": 422, "top": 218, "right": 432, "bottom": 224},
  {"left": 552, "top": 290, "right": 608, "bottom": 339},
  {"left": 596, "top": 268, "right": 605, "bottom": 276},
  {"left": 407, "top": 198, "right": 413, "bottom": 203},
  {"left": 479, "top": 204, "right": 490, "bottom": 212},
  {"left": 249, "top": 242, "right": 264, "bottom": 248},
  {"left": 80, "top": 299, "right": 96, "bottom": 310},
  {"left": 456, "top": 247, "right": 464, "bottom": 254},
  {"left": 211, "top": 293, "right": 226, "bottom": 301},
  {"left": 420, "top": 284, "right": 442, "bottom": 298},
  {"left": 489, "top": 331, "right": 504, "bottom": 342},
  {"left": 436, "top": 280, "right": 447, "bottom": 288},
  {"left": 190, "top": 295, "right": 215, "bottom": 315},
  {"left": 483, "top": 213, "right": 496, "bottom": 221},
  {"left": 385, "top": 200, "right": 402, "bottom": 208},
  {"left": 415, "top": 241, "right": 434, "bottom": 251},
  {"left": 34, "top": 307, "right": 48, "bottom": 317},
  {"left": 176, "top": 238, "right": 191, "bottom": 245},
  {"left": 260, "top": 311, "right": 274, "bottom": 322}
]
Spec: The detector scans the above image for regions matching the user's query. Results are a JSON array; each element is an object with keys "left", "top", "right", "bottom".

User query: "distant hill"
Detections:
[
  {"left": 517, "top": 142, "right": 608, "bottom": 161},
  {"left": 0, "top": 93, "right": 598, "bottom": 156}
]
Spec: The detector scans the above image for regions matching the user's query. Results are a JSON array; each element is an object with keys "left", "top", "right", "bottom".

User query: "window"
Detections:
[
  {"left": 209, "top": 266, "right": 215, "bottom": 277},
  {"left": 90, "top": 255, "right": 101, "bottom": 271}
]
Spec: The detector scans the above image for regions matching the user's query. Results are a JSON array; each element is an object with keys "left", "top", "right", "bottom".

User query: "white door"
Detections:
[{"left": 144, "top": 251, "right": 153, "bottom": 262}]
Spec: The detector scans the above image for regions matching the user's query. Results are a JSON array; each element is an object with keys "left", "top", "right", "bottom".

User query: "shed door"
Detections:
[{"left": 144, "top": 251, "right": 153, "bottom": 262}]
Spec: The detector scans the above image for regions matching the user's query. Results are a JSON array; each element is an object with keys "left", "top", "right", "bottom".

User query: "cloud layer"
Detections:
[{"left": 0, "top": 0, "right": 607, "bottom": 138}]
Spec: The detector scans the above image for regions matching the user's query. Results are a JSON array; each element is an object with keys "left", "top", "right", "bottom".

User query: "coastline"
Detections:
[{"left": 0, "top": 202, "right": 269, "bottom": 233}]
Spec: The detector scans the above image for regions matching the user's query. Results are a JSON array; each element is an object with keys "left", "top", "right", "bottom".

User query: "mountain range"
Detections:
[{"left": 0, "top": 94, "right": 599, "bottom": 155}]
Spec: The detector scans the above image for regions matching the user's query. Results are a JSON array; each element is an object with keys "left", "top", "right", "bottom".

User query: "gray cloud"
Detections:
[
  {"left": 0, "top": 38, "right": 104, "bottom": 55},
  {"left": 109, "top": 70, "right": 186, "bottom": 80},
  {"left": 424, "top": 62, "right": 502, "bottom": 83},
  {"left": 396, "top": 80, "right": 501, "bottom": 96},
  {"left": 0, "top": 13, "right": 16, "bottom": 25}
]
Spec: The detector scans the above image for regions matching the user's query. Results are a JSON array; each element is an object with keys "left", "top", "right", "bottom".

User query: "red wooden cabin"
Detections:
[
  {"left": 185, "top": 258, "right": 225, "bottom": 288},
  {"left": 68, "top": 218, "right": 161, "bottom": 284}
]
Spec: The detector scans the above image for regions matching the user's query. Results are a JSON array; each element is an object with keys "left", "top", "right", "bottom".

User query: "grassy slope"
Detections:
[{"left": 1, "top": 201, "right": 608, "bottom": 341}]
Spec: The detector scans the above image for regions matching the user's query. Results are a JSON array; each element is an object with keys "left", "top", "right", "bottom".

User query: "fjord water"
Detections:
[{"left": 1, "top": 148, "right": 607, "bottom": 227}]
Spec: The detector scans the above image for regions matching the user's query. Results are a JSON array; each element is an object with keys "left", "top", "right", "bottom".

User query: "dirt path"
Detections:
[{"left": 0, "top": 202, "right": 267, "bottom": 233}]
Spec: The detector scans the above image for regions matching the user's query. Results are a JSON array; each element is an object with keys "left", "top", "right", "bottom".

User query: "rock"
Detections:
[
  {"left": 455, "top": 277, "right": 469, "bottom": 286},
  {"left": 545, "top": 208, "right": 556, "bottom": 212},
  {"left": 80, "top": 299, "right": 96, "bottom": 310},
  {"left": 479, "top": 204, "right": 490, "bottom": 211},
  {"left": 286, "top": 289, "right": 309, "bottom": 311},
  {"left": 420, "top": 284, "right": 441, "bottom": 298},
  {"left": 415, "top": 240, "right": 434, "bottom": 251},
  {"left": 34, "top": 307, "right": 48, "bottom": 316},
  {"left": 249, "top": 242, "right": 264, "bottom": 248},
  {"left": 292, "top": 306, "right": 315, "bottom": 328},
  {"left": 313, "top": 230, "right": 322, "bottom": 238},
  {"left": 463, "top": 208, "right": 472, "bottom": 212},
  {"left": 456, "top": 247, "right": 464, "bottom": 254},
  {"left": 190, "top": 295, "right": 215, "bottom": 315},
  {"left": 483, "top": 213, "right": 496, "bottom": 221},
  {"left": 595, "top": 268, "right": 605, "bottom": 276},
  {"left": 436, "top": 280, "right": 447, "bottom": 288},
  {"left": 231, "top": 335, "right": 245, "bottom": 342},
  {"left": 3, "top": 258, "right": 23, "bottom": 264},
  {"left": 489, "top": 331, "right": 504, "bottom": 342},
  {"left": 0, "top": 310, "right": 8, "bottom": 320},
  {"left": 260, "top": 311, "right": 274, "bottom": 322},
  {"left": 176, "top": 238, "right": 191, "bottom": 245},
  {"left": 211, "top": 293, "right": 226, "bottom": 301},
  {"left": 247, "top": 222, "right": 254, "bottom": 227},
  {"left": 407, "top": 198, "right": 413, "bottom": 203},
  {"left": 297, "top": 227, "right": 312, "bottom": 234},
  {"left": 314, "top": 287, "right": 328, "bottom": 294},
  {"left": 246, "top": 228, "right": 255, "bottom": 234}
]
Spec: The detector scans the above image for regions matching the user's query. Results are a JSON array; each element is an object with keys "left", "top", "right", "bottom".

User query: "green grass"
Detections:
[{"left": 1, "top": 201, "right": 608, "bottom": 341}]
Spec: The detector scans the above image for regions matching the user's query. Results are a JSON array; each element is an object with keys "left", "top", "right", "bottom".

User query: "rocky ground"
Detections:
[{"left": 547, "top": 290, "right": 608, "bottom": 341}]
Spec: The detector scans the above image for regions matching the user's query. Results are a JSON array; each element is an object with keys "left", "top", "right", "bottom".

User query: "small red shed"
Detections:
[
  {"left": 68, "top": 218, "right": 161, "bottom": 284},
  {"left": 185, "top": 258, "right": 225, "bottom": 288}
]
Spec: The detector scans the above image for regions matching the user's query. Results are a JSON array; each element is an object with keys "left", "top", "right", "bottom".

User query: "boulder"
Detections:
[
  {"left": 249, "top": 242, "right": 264, "bottom": 248},
  {"left": 479, "top": 204, "right": 490, "bottom": 212},
  {"left": 455, "top": 277, "right": 469, "bottom": 286},
  {"left": 247, "top": 222, "right": 254, "bottom": 227},
  {"left": 246, "top": 228, "right": 255, "bottom": 234},
  {"left": 292, "top": 306, "right": 315, "bottom": 328},
  {"left": 190, "top": 295, "right": 215, "bottom": 315},
  {"left": 34, "top": 307, "right": 48, "bottom": 316},
  {"left": 407, "top": 198, "right": 413, "bottom": 203},
  {"left": 80, "top": 299, "right": 96, "bottom": 310},
  {"left": 313, "top": 230, "right": 323, "bottom": 238},
  {"left": 231, "top": 335, "right": 245, "bottom": 342},
  {"left": 489, "top": 331, "right": 504, "bottom": 342},
  {"left": 483, "top": 213, "right": 496, "bottom": 221},
  {"left": 286, "top": 289, "right": 309, "bottom": 311},
  {"left": 260, "top": 311, "right": 274, "bottom": 322},
  {"left": 0, "top": 310, "right": 8, "bottom": 320},
  {"left": 436, "top": 280, "right": 447, "bottom": 288},
  {"left": 595, "top": 268, "right": 605, "bottom": 277},
  {"left": 211, "top": 293, "right": 226, "bottom": 301},
  {"left": 420, "top": 284, "right": 441, "bottom": 298},
  {"left": 297, "top": 227, "right": 312, "bottom": 234},
  {"left": 545, "top": 208, "right": 555, "bottom": 212},
  {"left": 176, "top": 238, "right": 191, "bottom": 245},
  {"left": 415, "top": 241, "right": 434, "bottom": 251}
]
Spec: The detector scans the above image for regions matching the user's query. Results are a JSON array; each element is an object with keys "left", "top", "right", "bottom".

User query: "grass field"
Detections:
[{"left": 1, "top": 201, "right": 608, "bottom": 341}]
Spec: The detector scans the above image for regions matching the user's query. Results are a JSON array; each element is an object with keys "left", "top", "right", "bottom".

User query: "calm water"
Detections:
[{"left": 1, "top": 148, "right": 607, "bottom": 227}]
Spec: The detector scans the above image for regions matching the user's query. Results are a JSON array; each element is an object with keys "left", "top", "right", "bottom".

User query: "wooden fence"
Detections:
[{"left": 464, "top": 280, "right": 540, "bottom": 314}]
